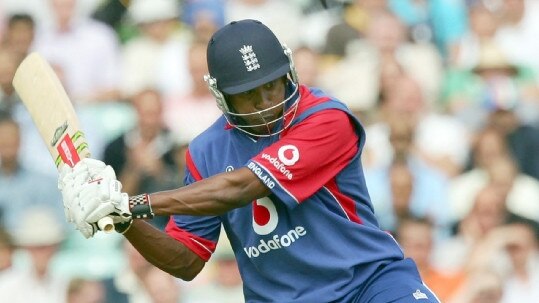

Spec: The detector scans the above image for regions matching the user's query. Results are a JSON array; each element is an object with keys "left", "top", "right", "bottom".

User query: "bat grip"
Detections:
[{"left": 98, "top": 216, "right": 115, "bottom": 233}]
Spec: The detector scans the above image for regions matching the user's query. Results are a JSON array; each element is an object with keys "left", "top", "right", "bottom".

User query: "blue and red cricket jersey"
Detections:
[{"left": 165, "top": 85, "right": 414, "bottom": 302}]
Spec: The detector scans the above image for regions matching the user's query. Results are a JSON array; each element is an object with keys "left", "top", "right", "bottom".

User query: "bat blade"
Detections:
[
  {"left": 12, "top": 52, "right": 114, "bottom": 233},
  {"left": 13, "top": 52, "right": 89, "bottom": 167}
]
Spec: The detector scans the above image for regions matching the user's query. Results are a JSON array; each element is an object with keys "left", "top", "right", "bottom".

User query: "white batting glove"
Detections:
[
  {"left": 77, "top": 174, "right": 132, "bottom": 225},
  {"left": 59, "top": 158, "right": 131, "bottom": 238},
  {"left": 58, "top": 158, "right": 106, "bottom": 223}
]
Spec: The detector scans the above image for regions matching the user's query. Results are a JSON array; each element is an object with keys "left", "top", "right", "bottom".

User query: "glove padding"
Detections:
[
  {"left": 59, "top": 158, "right": 107, "bottom": 224},
  {"left": 59, "top": 158, "right": 132, "bottom": 238}
]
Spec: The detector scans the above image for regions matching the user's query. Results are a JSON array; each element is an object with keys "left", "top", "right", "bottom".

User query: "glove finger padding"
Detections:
[
  {"left": 59, "top": 165, "right": 87, "bottom": 223},
  {"left": 63, "top": 158, "right": 109, "bottom": 189},
  {"left": 58, "top": 158, "right": 117, "bottom": 239},
  {"left": 83, "top": 178, "right": 122, "bottom": 204},
  {"left": 87, "top": 163, "right": 117, "bottom": 183},
  {"left": 58, "top": 164, "right": 73, "bottom": 190},
  {"left": 77, "top": 183, "right": 112, "bottom": 221},
  {"left": 76, "top": 221, "right": 98, "bottom": 239},
  {"left": 78, "top": 177, "right": 130, "bottom": 224},
  {"left": 86, "top": 202, "right": 117, "bottom": 224},
  {"left": 69, "top": 193, "right": 99, "bottom": 238},
  {"left": 59, "top": 163, "right": 92, "bottom": 203},
  {"left": 81, "top": 158, "right": 107, "bottom": 172},
  {"left": 87, "top": 189, "right": 132, "bottom": 232}
]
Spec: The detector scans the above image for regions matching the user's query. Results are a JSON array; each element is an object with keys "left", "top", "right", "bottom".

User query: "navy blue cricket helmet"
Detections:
[{"left": 204, "top": 19, "right": 299, "bottom": 137}]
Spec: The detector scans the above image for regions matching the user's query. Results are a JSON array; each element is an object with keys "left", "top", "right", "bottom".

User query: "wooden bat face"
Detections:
[
  {"left": 12, "top": 52, "right": 114, "bottom": 233},
  {"left": 12, "top": 52, "right": 90, "bottom": 170}
]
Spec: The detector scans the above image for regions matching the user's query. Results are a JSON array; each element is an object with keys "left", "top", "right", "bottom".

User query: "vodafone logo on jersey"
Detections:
[
  {"left": 277, "top": 145, "right": 299, "bottom": 166},
  {"left": 260, "top": 144, "right": 299, "bottom": 180},
  {"left": 252, "top": 197, "right": 278, "bottom": 235},
  {"left": 244, "top": 197, "right": 308, "bottom": 258}
]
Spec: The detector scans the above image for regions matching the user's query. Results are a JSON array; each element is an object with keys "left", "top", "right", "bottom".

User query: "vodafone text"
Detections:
[
  {"left": 244, "top": 226, "right": 307, "bottom": 258},
  {"left": 248, "top": 162, "right": 276, "bottom": 189},
  {"left": 260, "top": 153, "right": 293, "bottom": 180}
]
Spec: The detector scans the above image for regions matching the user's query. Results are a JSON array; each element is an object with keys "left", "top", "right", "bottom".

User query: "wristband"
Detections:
[{"left": 129, "top": 193, "right": 154, "bottom": 219}]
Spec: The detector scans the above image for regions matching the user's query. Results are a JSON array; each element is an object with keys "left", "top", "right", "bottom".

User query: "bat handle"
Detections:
[{"left": 98, "top": 216, "right": 115, "bottom": 233}]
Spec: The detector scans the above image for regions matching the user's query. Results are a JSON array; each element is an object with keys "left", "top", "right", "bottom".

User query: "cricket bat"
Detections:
[{"left": 12, "top": 52, "right": 114, "bottom": 233}]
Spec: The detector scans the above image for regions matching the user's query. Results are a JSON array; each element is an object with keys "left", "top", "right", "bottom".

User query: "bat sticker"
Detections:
[
  {"left": 56, "top": 133, "right": 81, "bottom": 167},
  {"left": 54, "top": 131, "right": 88, "bottom": 168},
  {"left": 51, "top": 121, "right": 68, "bottom": 146}
]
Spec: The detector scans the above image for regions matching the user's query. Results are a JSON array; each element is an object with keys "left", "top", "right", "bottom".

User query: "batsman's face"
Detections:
[{"left": 227, "top": 77, "right": 287, "bottom": 136}]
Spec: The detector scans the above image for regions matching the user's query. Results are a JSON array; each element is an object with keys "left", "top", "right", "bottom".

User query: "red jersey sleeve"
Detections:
[{"left": 250, "top": 109, "right": 359, "bottom": 204}]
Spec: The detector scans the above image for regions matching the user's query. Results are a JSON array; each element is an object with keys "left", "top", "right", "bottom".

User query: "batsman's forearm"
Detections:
[
  {"left": 124, "top": 220, "right": 205, "bottom": 280},
  {"left": 149, "top": 167, "right": 270, "bottom": 216}
]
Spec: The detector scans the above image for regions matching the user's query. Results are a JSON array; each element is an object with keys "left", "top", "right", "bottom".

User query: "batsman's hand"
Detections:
[
  {"left": 59, "top": 158, "right": 106, "bottom": 237},
  {"left": 59, "top": 158, "right": 132, "bottom": 238}
]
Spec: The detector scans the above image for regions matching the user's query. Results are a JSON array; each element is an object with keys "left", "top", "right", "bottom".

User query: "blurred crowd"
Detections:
[{"left": 1, "top": 0, "right": 539, "bottom": 302}]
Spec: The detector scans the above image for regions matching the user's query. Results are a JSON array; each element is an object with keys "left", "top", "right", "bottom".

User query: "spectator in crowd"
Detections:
[
  {"left": 364, "top": 75, "right": 469, "bottom": 177},
  {"left": 442, "top": 184, "right": 510, "bottom": 271},
  {"left": 181, "top": 0, "right": 224, "bottom": 43},
  {"left": 121, "top": 0, "right": 191, "bottom": 99},
  {"left": 163, "top": 42, "right": 222, "bottom": 144},
  {"left": 0, "top": 226, "right": 14, "bottom": 275},
  {"left": 0, "top": 47, "right": 22, "bottom": 114},
  {"left": 487, "top": 107, "right": 539, "bottom": 179},
  {"left": 436, "top": 183, "right": 538, "bottom": 274},
  {"left": 33, "top": 0, "right": 122, "bottom": 104},
  {"left": 292, "top": 45, "right": 323, "bottom": 88},
  {"left": 321, "top": 0, "right": 388, "bottom": 62},
  {"left": 143, "top": 266, "right": 184, "bottom": 303},
  {"left": 449, "top": 3, "right": 499, "bottom": 68},
  {"left": 0, "top": 208, "right": 68, "bottom": 303},
  {"left": 447, "top": 269, "right": 504, "bottom": 303},
  {"left": 388, "top": 0, "right": 468, "bottom": 59},
  {"left": 441, "top": 41, "right": 539, "bottom": 130},
  {"left": 183, "top": 231, "right": 243, "bottom": 303},
  {"left": 66, "top": 278, "right": 106, "bottom": 303},
  {"left": 1, "top": 13, "right": 35, "bottom": 57},
  {"left": 498, "top": 223, "right": 539, "bottom": 302},
  {"left": 370, "top": 157, "right": 450, "bottom": 235},
  {"left": 395, "top": 217, "right": 465, "bottom": 302},
  {"left": 225, "top": 0, "right": 304, "bottom": 49},
  {"left": 320, "top": 10, "right": 444, "bottom": 114},
  {"left": 103, "top": 240, "right": 183, "bottom": 303},
  {"left": 486, "top": 155, "right": 539, "bottom": 222},
  {"left": 0, "top": 3, "right": 5, "bottom": 37},
  {"left": 457, "top": 222, "right": 539, "bottom": 302},
  {"left": 450, "top": 127, "right": 539, "bottom": 222},
  {"left": 103, "top": 89, "right": 180, "bottom": 230},
  {"left": 90, "top": 0, "right": 128, "bottom": 31},
  {"left": 495, "top": 0, "right": 539, "bottom": 72},
  {"left": 0, "top": 115, "right": 64, "bottom": 234},
  {"left": 365, "top": 119, "right": 453, "bottom": 237}
]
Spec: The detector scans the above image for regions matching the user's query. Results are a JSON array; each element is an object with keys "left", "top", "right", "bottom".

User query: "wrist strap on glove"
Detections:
[{"left": 129, "top": 193, "right": 154, "bottom": 219}]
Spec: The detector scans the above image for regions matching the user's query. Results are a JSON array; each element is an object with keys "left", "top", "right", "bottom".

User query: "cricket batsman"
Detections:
[{"left": 59, "top": 19, "right": 440, "bottom": 302}]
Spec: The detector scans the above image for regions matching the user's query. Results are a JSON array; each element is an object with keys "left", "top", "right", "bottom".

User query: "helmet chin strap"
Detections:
[{"left": 204, "top": 44, "right": 300, "bottom": 137}]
